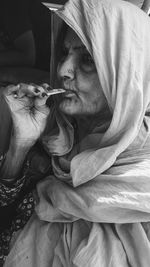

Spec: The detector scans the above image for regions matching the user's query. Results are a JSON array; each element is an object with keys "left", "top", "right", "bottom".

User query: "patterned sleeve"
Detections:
[
  {"left": 0, "top": 145, "right": 52, "bottom": 264},
  {"left": 0, "top": 143, "right": 52, "bottom": 207}
]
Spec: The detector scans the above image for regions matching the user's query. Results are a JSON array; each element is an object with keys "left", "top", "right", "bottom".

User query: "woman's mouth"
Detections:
[{"left": 64, "top": 89, "right": 77, "bottom": 98}]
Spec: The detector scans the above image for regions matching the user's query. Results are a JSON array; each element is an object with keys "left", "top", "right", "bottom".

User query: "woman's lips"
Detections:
[{"left": 64, "top": 89, "right": 77, "bottom": 97}]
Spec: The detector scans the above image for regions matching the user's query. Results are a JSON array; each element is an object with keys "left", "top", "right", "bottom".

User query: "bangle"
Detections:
[{"left": 0, "top": 175, "right": 26, "bottom": 206}]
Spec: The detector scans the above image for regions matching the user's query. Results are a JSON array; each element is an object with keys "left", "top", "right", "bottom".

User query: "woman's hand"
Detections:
[{"left": 3, "top": 83, "right": 50, "bottom": 145}]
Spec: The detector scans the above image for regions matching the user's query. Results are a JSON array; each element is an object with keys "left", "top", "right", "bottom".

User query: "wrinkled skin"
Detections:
[
  {"left": 3, "top": 27, "right": 108, "bottom": 144},
  {"left": 57, "top": 27, "right": 108, "bottom": 116},
  {"left": 3, "top": 83, "right": 50, "bottom": 143}
]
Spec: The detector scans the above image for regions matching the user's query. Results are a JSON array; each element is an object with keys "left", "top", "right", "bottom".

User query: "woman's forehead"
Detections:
[{"left": 64, "top": 27, "right": 84, "bottom": 50}]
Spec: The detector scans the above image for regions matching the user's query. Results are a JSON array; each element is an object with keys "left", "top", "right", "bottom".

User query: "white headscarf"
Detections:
[
  {"left": 55, "top": 0, "right": 150, "bottom": 186},
  {"left": 124, "top": 0, "right": 144, "bottom": 8}
]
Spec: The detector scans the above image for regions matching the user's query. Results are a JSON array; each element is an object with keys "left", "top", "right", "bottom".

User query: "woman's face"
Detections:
[{"left": 57, "top": 27, "right": 107, "bottom": 116}]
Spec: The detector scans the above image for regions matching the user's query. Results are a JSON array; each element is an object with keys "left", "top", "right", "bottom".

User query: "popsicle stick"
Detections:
[{"left": 46, "top": 88, "right": 66, "bottom": 96}]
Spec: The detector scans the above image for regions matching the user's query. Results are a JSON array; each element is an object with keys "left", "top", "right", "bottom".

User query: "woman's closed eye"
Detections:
[
  {"left": 59, "top": 45, "right": 96, "bottom": 73},
  {"left": 59, "top": 47, "right": 69, "bottom": 62},
  {"left": 79, "top": 53, "right": 96, "bottom": 73}
]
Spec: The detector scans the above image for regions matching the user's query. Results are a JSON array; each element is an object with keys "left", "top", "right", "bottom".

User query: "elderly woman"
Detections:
[{"left": 1, "top": 0, "right": 150, "bottom": 266}]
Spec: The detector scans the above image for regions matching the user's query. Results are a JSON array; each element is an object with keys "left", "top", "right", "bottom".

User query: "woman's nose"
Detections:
[{"left": 58, "top": 54, "right": 76, "bottom": 82}]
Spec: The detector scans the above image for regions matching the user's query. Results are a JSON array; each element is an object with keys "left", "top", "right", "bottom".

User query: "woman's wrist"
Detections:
[
  {"left": 13, "top": 138, "right": 36, "bottom": 150},
  {"left": 0, "top": 135, "right": 33, "bottom": 181},
  {"left": 11, "top": 128, "right": 37, "bottom": 148}
]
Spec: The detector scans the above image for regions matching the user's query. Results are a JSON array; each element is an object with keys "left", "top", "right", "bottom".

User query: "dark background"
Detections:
[{"left": 42, "top": 0, "right": 68, "bottom": 4}]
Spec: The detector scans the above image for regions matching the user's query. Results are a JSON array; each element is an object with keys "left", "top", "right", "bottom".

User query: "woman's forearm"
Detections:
[{"left": 0, "top": 137, "right": 33, "bottom": 181}]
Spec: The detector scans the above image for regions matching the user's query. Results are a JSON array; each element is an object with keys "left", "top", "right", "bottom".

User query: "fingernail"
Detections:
[
  {"left": 35, "top": 88, "right": 40, "bottom": 93},
  {"left": 42, "top": 92, "right": 47, "bottom": 97}
]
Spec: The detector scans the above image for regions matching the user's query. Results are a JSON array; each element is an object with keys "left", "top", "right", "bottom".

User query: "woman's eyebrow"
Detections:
[
  {"left": 74, "top": 45, "right": 86, "bottom": 51},
  {"left": 64, "top": 43, "right": 86, "bottom": 51}
]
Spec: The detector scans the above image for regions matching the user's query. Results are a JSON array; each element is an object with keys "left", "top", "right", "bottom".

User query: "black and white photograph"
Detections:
[{"left": 0, "top": 0, "right": 150, "bottom": 266}]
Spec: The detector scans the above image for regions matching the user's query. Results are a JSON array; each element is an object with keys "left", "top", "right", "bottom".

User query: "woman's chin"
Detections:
[{"left": 59, "top": 98, "right": 81, "bottom": 115}]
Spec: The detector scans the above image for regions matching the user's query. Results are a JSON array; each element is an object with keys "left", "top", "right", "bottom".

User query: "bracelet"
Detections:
[
  {"left": 0, "top": 153, "right": 17, "bottom": 184},
  {"left": 0, "top": 175, "right": 26, "bottom": 206}
]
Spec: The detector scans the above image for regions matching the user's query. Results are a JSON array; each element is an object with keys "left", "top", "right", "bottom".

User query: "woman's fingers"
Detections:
[
  {"left": 40, "top": 83, "right": 50, "bottom": 90},
  {"left": 4, "top": 83, "right": 49, "bottom": 102},
  {"left": 4, "top": 84, "right": 20, "bottom": 97},
  {"left": 3, "top": 83, "right": 50, "bottom": 116},
  {"left": 16, "top": 83, "right": 48, "bottom": 98},
  {"left": 2, "top": 83, "right": 50, "bottom": 144}
]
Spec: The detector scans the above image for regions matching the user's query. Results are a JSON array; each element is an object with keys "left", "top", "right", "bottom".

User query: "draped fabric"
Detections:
[
  {"left": 124, "top": 0, "right": 145, "bottom": 8},
  {"left": 55, "top": 0, "right": 150, "bottom": 187},
  {"left": 4, "top": 0, "right": 150, "bottom": 266}
]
